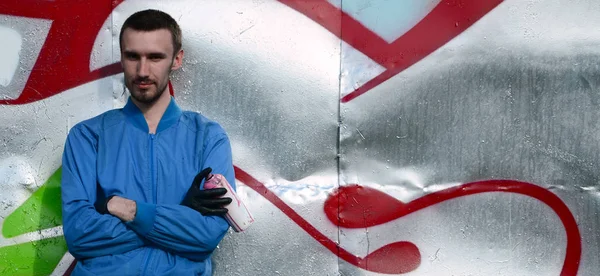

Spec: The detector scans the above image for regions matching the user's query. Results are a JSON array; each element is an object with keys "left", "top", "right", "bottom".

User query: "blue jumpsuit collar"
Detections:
[{"left": 123, "top": 96, "right": 182, "bottom": 133}]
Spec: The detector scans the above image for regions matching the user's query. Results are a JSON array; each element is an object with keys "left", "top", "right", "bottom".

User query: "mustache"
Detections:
[{"left": 132, "top": 78, "right": 155, "bottom": 84}]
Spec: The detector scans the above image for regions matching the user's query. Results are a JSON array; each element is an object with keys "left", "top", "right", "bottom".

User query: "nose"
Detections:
[{"left": 137, "top": 58, "right": 150, "bottom": 78}]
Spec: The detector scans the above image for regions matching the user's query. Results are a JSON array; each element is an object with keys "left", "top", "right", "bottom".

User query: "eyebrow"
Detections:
[
  {"left": 148, "top": 52, "right": 167, "bottom": 58},
  {"left": 123, "top": 50, "right": 167, "bottom": 58},
  {"left": 123, "top": 50, "right": 139, "bottom": 57}
]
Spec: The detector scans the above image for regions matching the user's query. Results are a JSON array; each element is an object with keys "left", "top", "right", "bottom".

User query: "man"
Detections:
[{"left": 61, "top": 9, "right": 234, "bottom": 275}]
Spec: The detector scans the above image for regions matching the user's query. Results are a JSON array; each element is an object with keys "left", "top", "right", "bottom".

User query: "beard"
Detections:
[{"left": 127, "top": 77, "right": 169, "bottom": 104}]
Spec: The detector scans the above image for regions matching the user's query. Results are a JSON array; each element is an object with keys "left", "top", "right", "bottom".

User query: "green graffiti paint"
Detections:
[
  {"left": 0, "top": 236, "right": 67, "bottom": 276},
  {"left": 2, "top": 168, "right": 63, "bottom": 238},
  {"left": 0, "top": 168, "right": 68, "bottom": 276}
]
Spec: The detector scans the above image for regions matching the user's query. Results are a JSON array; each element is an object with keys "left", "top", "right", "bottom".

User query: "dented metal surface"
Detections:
[{"left": 0, "top": 0, "right": 599, "bottom": 275}]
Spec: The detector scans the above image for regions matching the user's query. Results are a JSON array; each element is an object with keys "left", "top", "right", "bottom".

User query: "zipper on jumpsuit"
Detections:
[{"left": 142, "top": 133, "right": 156, "bottom": 275}]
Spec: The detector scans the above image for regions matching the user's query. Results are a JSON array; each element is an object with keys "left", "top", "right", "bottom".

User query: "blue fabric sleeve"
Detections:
[
  {"left": 61, "top": 124, "right": 145, "bottom": 260},
  {"left": 126, "top": 133, "right": 234, "bottom": 262}
]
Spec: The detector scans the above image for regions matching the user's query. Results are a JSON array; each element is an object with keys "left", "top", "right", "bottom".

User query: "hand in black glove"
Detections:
[
  {"left": 181, "top": 167, "right": 232, "bottom": 216},
  {"left": 94, "top": 184, "right": 115, "bottom": 215}
]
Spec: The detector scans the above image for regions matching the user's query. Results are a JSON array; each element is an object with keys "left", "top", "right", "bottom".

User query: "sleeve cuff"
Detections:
[{"left": 126, "top": 201, "right": 157, "bottom": 236}]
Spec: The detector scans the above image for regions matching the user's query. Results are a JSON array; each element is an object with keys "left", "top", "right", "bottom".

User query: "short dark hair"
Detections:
[{"left": 119, "top": 9, "right": 182, "bottom": 54}]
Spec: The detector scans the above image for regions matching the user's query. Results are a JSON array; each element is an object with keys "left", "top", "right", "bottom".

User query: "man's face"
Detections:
[{"left": 120, "top": 28, "right": 183, "bottom": 104}]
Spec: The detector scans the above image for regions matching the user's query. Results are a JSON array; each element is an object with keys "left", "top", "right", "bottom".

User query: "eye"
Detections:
[
  {"left": 148, "top": 54, "right": 165, "bottom": 61},
  {"left": 124, "top": 52, "right": 140, "bottom": 60}
]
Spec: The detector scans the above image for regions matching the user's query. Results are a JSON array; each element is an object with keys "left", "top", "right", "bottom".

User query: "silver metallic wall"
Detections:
[{"left": 0, "top": 0, "right": 598, "bottom": 275}]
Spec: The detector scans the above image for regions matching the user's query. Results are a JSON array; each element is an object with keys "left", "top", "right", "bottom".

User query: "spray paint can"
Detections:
[{"left": 204, "top": 173, "right": 254, "bottom": 232}]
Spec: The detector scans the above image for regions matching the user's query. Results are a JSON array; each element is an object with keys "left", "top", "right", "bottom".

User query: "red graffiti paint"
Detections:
[
  {"left": 64, "top": 260, "right": 76, "bottom": 276},
  {"left": 236, "top": 167, "right": 581, "bottom": 275},
  {"left": 0, "top": 0, "right": 124, "bottom": 105},
  {"left": 279, "top": 0, "right": 504, "bottom": 103},
  {"left": 0, "top": 0, "right": 502, "bottom": 105},
  {"left": 0, "top": 1, "right": 582, "bottom": 275}
]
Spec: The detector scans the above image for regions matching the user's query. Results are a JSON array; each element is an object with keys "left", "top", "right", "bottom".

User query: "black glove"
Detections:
[
  {"left": 94, "top": 184, "right": 115, "bottom": 215},
  {"left": 181, "top": 167, "right": 232, "bottom": 216}
]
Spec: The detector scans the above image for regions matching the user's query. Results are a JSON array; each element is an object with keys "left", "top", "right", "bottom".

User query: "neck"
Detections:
[{"left": 131, "top": 88, "right": 171, "bottom": 134}]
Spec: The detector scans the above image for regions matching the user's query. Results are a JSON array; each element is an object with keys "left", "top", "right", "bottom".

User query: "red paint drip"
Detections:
[
  {"left": 324, "top": 183, "right": 407, "bottom": 228},
  {"left": 237, "top": 166, "right": 581, "bottom": 275},
  {"left": 62, "top": 169, "right": 583, "bottom": 275},
  {"left": 361, "top": 241, "right": 420, "bottom": 274}
]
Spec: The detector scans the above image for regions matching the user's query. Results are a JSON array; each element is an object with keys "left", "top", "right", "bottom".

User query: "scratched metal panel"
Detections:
[
  {"left": 2, "top": 0, "right": 600, "bottom": 275},
  {"left": 339, "top": 0, "right": 600, "bottom": 275}
]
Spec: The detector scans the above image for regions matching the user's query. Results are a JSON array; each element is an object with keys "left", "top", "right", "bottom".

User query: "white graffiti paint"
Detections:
[
  {"left": 49, "top": 253, "right": 75, "bottom": 276},
  {"left": 0, "top": 156, "right": 35, "bottom": 218},
  {"left": 0, "top": 25, "right": 22, "bottom": 88},
  {"left": 340, "top": 41, "right": 386, "bottom": 96},
  {"left": 0, "top": 15, "right": 52, "bottom": 101}
]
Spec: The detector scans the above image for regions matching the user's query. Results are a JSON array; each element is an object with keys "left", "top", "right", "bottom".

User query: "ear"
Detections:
[{"left": 171, "top": 49, "right": 184, "bottom": 70}]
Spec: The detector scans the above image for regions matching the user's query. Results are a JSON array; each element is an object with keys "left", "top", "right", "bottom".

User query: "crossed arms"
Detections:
[{"left": 61, "top": 125, "right": 235, "bottom": 261}]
